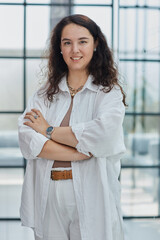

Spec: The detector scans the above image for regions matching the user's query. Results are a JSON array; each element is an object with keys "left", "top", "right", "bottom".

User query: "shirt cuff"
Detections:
[
  {"left": 71, "top": 123, "right": 91, "bottom": 157},
  {"left": 29, "top": 133, "right": 49, "bottom": 159}
]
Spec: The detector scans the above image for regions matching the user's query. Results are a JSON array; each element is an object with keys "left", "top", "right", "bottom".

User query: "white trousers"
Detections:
[{"left": 34, "top": 168, "right": 82, "bottom": 240}]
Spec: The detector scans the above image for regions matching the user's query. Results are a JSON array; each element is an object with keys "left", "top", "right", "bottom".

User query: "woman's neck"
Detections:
[{"left": 67, "top": 71, "right": 89, "bottom": 89}]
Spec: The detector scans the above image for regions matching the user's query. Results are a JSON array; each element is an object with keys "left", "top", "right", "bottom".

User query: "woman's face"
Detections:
[{"left": 60, "top": 23, "right": 97, "bottom": 73}]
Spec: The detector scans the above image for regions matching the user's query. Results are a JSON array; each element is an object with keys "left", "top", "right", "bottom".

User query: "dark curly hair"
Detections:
[{"left": 43, "top": 14, "right": 127, "bottom": 106}]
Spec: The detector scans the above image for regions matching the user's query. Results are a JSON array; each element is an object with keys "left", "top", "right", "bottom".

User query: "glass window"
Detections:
[
  {"left": 1, "top": 221, "right": 34, "bottom": 240},
  {"left": 27, "top": 0, "right": 51, "bottom": 3},
  {"left": 50, "top": 5, "right": 71, "bottom": 30},
  {"left": 120, "top": 0, "right": 137, "bottom": 5},
  {"left": 119, "top": 8, "right": 160, "bottom": 60},
  {"left": 121, "top": 168, "right": 160, "bottom": 217},
  {"left": 146, "top": 0, "right": 160, "bottom": 6},
  {"left": 0, "top": 114, "right": 20, "bottom": 131},
  {"left": 26, "top": 6, "right": 50, "bottom": 57},
  {"left": 120, "top": 0, "right": 160, "bottom": 6},
  {"left": 0, "top": 114, "right": 23, "bottom": 167},
  {"left": 0, "top": 59, "right": 24, "bottom": 111},
  {"left": 147, "top": 9, "right": 160, "bottom": 60},
  {"left": 0, "top": 6, "right": 23, "bottom": 57},
  {"left": 0, "top": 0, "right": 23, "bottom": 2},
  {"left": 123, "top": 116, "right": 160, "bottom": 166},
  {"left": 119, "top": 62, "right": 160, "bottom": 113},
  {"left": 26, "top": 0, "right": 71, "bottom": 4},
  {"left": 74, "top": 0, "right": 112, "bottom": 4},
  {"left": 0, "top": 168, "right": 23, "bottom": 218},
  {"left": 26, "top": 59, "right": 48, "bottom": 101}
]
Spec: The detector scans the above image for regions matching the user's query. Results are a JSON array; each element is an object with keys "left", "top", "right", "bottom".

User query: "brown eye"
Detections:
[
  {"left": 80, "top": 41, "right": 87, "bottom": 44},
  {"left": 64, "top": 42, "right": 71, "bottom": 45}
]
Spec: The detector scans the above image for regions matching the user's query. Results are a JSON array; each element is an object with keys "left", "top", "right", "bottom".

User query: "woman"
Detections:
[{"left": 18, "top": 14, "right": 126, "bottom": 240}]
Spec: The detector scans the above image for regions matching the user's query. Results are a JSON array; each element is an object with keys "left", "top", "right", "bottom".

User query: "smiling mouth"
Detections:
[{"left": 71, "top": 57, "right": 83, "bottom": 61}]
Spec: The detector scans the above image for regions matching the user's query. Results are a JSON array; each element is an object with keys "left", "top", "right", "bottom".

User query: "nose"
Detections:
[{"left": 72, "top": 43, "right": 80, "bottom": 53}]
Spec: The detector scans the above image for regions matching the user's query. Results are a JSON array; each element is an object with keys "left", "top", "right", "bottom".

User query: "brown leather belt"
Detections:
[{"left": 51, "top": 170, "right": 72, "bottom": 181}]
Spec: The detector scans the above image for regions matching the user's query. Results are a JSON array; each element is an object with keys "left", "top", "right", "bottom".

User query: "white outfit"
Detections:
[
  {"left": 34, "top": 167, "right": 81, "bottom": 240},
  {"left": 18, "top": 75, "right": 126, "bottom": 240}
]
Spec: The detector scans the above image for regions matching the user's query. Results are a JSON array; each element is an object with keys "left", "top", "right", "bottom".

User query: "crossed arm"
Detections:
[{"left": 23, "top": 108, "right": 91, "bottom": 161}]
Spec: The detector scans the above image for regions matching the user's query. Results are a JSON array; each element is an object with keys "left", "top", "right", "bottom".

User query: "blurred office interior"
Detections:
[{"left": 0, "top": 0, "right": 160, "bottom": 239}]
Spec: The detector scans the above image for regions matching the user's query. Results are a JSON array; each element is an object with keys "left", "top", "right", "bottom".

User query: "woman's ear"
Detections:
[
  {"left": 60, "top": 46, "right": 63, "bottom": 55},
  {"left": 94, "top": 40, "right": 98, "bottom": 52},
  {"left": 94, "top": 40, "right": 98, "bottom": 49}
]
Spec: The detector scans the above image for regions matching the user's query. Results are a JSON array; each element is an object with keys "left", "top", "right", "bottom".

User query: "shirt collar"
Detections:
[{"left": 58, "top": 74, "right": 99, "bottom": 93}]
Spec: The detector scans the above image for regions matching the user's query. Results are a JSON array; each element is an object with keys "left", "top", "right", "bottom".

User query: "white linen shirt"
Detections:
[{"left": 18, "top": 75, "right": 126, "bottom": 240}]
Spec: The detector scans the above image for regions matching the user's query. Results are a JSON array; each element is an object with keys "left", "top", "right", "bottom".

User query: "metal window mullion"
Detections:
[
  {"left": 111, "top": 0, "right": 114, "bottom": 49},
  {"left": 23, "top": 0, "right": 27, "bottom": 173},
  {"left": 0, "top": 2, "right": 112, "bottom": 7},
  {"left": 68, "top": 0, "right": 72, "bottom": 17},
  {"left": 158, "top": 6, "right": 160, "bottom": 216},
  {"left": 123, "top": 216, "right": 160, "bottom": 219},
  {"left": 0, "top": 218, "right": 20, "bottom": 221},
  {"left": 23, "top": 0, "right": 26, "bottom": 111},
  {"left": 141, "top": 2, "right": 147, "bottom": 129},
  {"left": 131, "top": 0, "right": 138, "bottom": 163},
  {"left": 122, "top": 165, "right": 160, "bottom": 169},
  {"left": 120, "top": 5, "right": 160, "bottom": 10},
  {"left": 119, "top": 58, "right": 160, "bottom": 62},
  {"left": 125, "top": 112, "right": 160, "bottom": 116},
  {"left": 111, "top": 0, "right": 119, "bottom": 59},
  {"left": 0, "top": 166, "right": 24, "bottom": 168}
]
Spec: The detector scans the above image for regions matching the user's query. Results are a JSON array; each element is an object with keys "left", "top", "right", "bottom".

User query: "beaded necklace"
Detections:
[{"left": 66, "top": 79, "right": 84, "bottom": 97}]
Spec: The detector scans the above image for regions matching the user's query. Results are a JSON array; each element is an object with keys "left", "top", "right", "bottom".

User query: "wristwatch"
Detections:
[{"left": 46, "top": 126, "right": 54, "bottom": 139}]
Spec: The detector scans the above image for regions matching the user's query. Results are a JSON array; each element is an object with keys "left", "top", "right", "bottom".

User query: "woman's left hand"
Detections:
[{"left": 24, "top": 108, "right": 50, "bottom": 137}]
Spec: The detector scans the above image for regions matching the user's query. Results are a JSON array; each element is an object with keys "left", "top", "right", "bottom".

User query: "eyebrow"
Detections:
[{"left": 61, "top": 37, "right": 89, "bottom": 41}]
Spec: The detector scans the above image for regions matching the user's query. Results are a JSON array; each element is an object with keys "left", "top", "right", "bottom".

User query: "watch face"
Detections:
[{"left": 47, "top": 126, "right": 53, "bottom": 133}]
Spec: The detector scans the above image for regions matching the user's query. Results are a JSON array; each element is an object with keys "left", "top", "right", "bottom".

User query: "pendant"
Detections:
[{"left": 71, "top": 92, "right": 75, "bottom": 97}]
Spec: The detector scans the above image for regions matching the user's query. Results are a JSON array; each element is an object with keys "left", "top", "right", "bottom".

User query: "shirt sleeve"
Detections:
[
  {"left": 18, "top": 93, "right": 49, "bottom": 160},
  {"left": 71, "top": 87, "right": 126, "bottom": 158}
]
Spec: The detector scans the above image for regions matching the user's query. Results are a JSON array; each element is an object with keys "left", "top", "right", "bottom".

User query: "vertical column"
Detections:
[
  {"left": 112, "top": 0, "right": 119, "bottom": 61},
  {"left": 23, "top": 0, "right": 27, "bottom": 171},
  {"left": 23, "top": 0, "right": 27, "bottom": 111},
  {"left": 50, "top": 0, "right": 71, "bottom": 30}
]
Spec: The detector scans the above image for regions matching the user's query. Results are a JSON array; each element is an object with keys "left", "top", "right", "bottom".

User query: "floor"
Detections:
[
  {"left": 1, "top": 220, "right": 160, "bottom": 240},
  {"left": 124, "top": 220, "right": 160, "bottom": 240}
]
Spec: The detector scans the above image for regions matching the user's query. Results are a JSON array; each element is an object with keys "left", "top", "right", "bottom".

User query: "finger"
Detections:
[
  {"left": 25, "top": 111, "right": 36, "bottom": 117},
  {"left": 23, "top": 121, "right": 34, "bottom": 127},
  {"left": 25, "top": 110, "right": 40, "bottom": 120},
  {"left": 31, "top": 109, "right": 42, "bottom": 117},
  {"left": 24, "top": 115, "right": 36, "bottom": 122}
]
